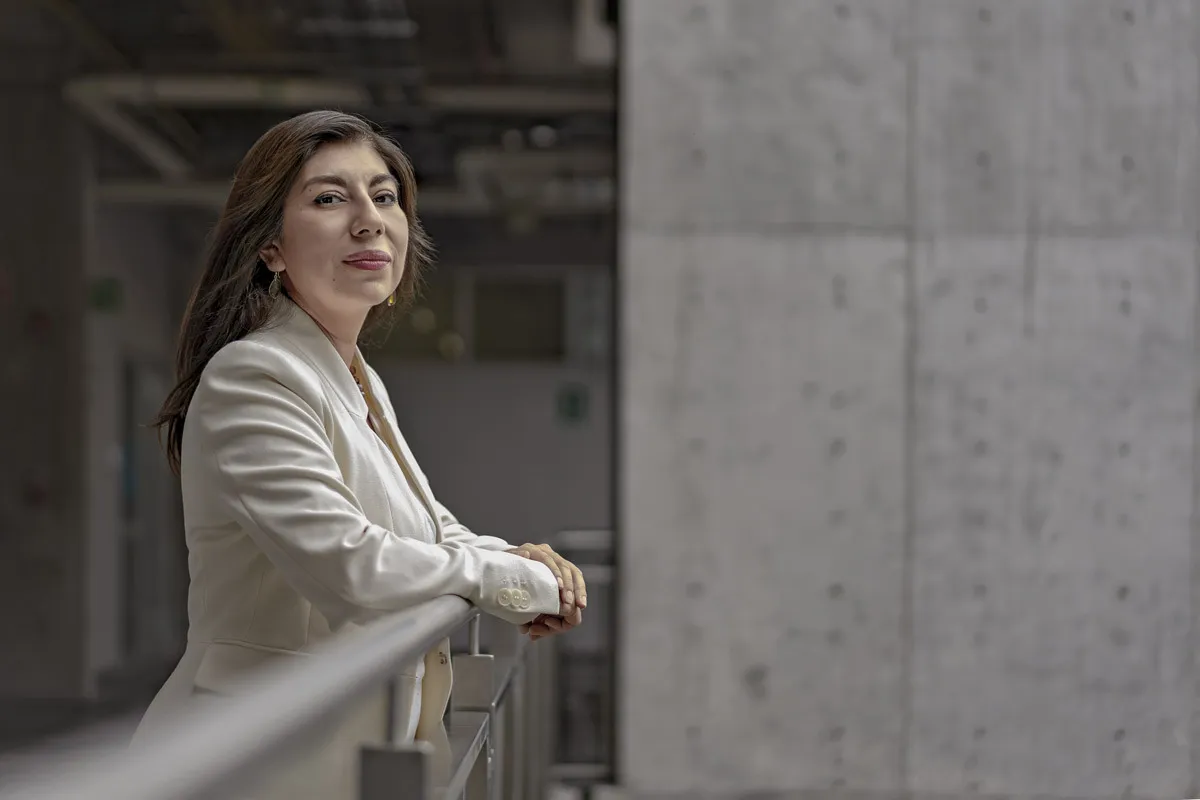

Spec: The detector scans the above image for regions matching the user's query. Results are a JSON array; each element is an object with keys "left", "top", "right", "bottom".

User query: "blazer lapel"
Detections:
[
  {"left": 270, "top": 299, "right": 443, "bottom": 543},
  {"left": 352, "top": 356, "right": 443, "bottom": 545}
]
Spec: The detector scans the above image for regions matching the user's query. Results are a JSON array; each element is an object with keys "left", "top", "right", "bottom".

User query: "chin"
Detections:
[
  {"left": 368, "top": 287, "right": 394, "bottom": 308},
  {"left": 336, "top": 284, "right": 392, "bottom": 310}
]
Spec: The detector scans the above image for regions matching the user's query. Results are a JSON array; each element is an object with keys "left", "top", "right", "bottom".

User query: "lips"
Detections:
[{"left": 343, "top": 250, "right": 392, "bottom": 271}]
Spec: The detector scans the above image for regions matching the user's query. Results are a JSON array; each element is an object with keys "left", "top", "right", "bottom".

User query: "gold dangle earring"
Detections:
[{"left": 386, "top": 291, "right": 396, "bottom": 307}]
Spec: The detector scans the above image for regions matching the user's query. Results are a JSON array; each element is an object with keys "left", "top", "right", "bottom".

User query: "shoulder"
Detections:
[{"left": 194, "top": 334, "right": 328, "bottom": 414}]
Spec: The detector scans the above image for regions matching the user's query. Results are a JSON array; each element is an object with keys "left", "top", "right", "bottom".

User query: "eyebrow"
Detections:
[{"left": 301, "top": 173, "right": 398, "bottom": 191}]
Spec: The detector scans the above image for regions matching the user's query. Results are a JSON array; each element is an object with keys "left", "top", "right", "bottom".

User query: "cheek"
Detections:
[{"left": 281, "top": 213, "right": 335, "bottom": 269}]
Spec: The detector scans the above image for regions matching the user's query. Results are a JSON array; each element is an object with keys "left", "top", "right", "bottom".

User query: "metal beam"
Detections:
[{"left": 64, "top": 85, "right": 192, "bottom": 179}]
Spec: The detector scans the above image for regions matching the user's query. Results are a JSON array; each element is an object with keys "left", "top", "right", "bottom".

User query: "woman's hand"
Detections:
[
  {"left": 520, "top": 610, "right": 581, "bottom": 641},
  {"left": 507, "top": 542, "right": 587, "bottom": 616}
]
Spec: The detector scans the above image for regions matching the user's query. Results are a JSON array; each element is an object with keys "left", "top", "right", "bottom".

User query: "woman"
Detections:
[{"left": 131, "top": 110, "right": 585, "bottom": 797}]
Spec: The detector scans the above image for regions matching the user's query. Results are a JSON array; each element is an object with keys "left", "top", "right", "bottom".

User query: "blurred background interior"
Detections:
[
  {"left": 0, "top": 0, "right": 618, "bottom": 792},
  {"left": 7, "top": 1, "right": 1200, "bottom": 799}
]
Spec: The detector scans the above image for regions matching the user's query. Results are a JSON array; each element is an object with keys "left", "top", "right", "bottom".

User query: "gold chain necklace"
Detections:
[
  {"left": 350, "top": 365, "right": 378, "bottom": 434},
  {"left": 349, "top": 365, "right": 367, "bottom": 397}
]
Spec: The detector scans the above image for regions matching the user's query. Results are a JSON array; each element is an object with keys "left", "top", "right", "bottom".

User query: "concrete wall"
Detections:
[{"left": 620, "top": 2, "right": 1198, "bottom": 798}]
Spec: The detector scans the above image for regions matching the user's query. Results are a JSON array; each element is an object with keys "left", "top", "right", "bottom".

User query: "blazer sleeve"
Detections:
[
  {"left": 433, "top": 499, "right": 515, "bottom": 552},
  {"left": 187, "top": 341, "right": 560, "bottom": 627},
  {"left": 363, "top": 363, "right": 515, "bottom": 553}
]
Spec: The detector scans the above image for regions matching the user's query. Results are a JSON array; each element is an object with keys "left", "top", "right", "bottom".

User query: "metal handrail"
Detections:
[{"left": 1, "top": 595, "right": 478, "bottom": 800}]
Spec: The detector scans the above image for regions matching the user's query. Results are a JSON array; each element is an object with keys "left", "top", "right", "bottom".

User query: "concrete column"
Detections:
[
  {"left": 619, "top": 2, "right": 1198, "bottom": 798},
  {"left": 0, "top": 21, "right": 90, "bottom": 698},
  {"left": 619, "top": 2, "right": 910, "bottom": 795}
]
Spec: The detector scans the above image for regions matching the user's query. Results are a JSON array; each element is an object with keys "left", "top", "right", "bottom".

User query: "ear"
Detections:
[{"left": 259, "top": 242, "right": 282, "bottom": 271}]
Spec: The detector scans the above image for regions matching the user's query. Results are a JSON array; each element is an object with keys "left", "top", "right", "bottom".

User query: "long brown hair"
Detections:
[{"left": 153, "top": 110, "right": 434, "bottom": 474}]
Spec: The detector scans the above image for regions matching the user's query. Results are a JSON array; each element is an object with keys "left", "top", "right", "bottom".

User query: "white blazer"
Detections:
[{"left": 131, "top": 298, "right": 560, "bottom": 799}]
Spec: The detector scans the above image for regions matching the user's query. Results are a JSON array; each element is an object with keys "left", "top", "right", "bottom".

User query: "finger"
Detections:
[
  {"left": 520, "top": 622, "right": 532, "bottom": 634},
  {"left": 563, "top": 607, "right": 583, "bottom": 627},
  {"left": 570, "top": 562, "right": 587, "bottom": 609},
  {"left": 534, "top": 546, "right": 565, "bottom": 589},
  {"left": 552, "top": 553, "right": 576, "bottom": 607},
  {"left": 541, "top": 616, "right": 565, "bottom": 631}
]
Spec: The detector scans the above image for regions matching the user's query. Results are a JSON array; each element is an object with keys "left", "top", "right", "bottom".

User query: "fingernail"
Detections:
[
  {"left": 579, "top": 595, "right": 588, "bottom": 608},
  {"left": 557, "top": 577, "right": 564, "bottom": 588}
]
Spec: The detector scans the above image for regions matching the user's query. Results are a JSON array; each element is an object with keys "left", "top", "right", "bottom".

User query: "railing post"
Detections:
[
  {"left": 522, "top": 638, "right": 555, "bottom": 796},
  {"left": 504, "top": 663, "right": 526, "bottom": 800},
  {"left": 465, "top": 740, "right": 490, "bottom": 800},
  {"left": 453, "top": 651, "right": 496, "bottom": 799},
  {"left": 359, "top": 740, "right": 433, "bottom": 800},
  {"left": 469, "top": 615, "right": 481, "bottom": 656}
]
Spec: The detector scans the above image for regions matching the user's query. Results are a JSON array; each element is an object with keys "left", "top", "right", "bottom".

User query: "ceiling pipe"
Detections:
[
  {"left": 64, "top": 73, "right": 373, "bottom": 179},
  {"left": 65, "top": 74, "right": 374, "bottom": 110},
  {"left": 66, "top": 72, "right": 612, "bottom": 196}
]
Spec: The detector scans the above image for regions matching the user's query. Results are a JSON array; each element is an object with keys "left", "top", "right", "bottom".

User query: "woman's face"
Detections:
[{"left": 261, "top": 139, "right": 409, "bottom": 322}]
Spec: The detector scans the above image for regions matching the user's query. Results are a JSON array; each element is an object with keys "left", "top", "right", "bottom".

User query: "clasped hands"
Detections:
[{"left": 507, "top": 543, "right": 586, "bottom": 641}]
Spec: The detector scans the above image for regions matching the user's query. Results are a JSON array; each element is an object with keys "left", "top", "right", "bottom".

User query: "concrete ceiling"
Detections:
[{"left": 23, "top": 0, "right": 616, "bottom": 219}]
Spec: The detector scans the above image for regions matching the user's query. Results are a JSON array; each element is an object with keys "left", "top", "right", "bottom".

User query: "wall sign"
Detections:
[
  {"left": 89, "top": 276, "right": 124, "bottom": 313},
  {"left": 556, "top": 382, "right": 590, "bottom": 426}
]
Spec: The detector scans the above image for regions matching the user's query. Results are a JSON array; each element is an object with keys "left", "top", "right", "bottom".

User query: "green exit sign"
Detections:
[
  {"left": 556, "top": 382, "right": 590, "bottom": 426},
  {"left": 89, "top": 276, "right": 124, "bottom": 313}
]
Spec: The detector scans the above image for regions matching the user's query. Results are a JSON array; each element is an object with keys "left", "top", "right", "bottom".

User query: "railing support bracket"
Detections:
[{"left": 359, "top": 740, "right": 433, "bottom": 800}]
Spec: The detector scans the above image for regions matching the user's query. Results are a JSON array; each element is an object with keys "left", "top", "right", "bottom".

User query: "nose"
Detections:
[{"left": 351, "top": 199, "right": 385, "bottom": 238}]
